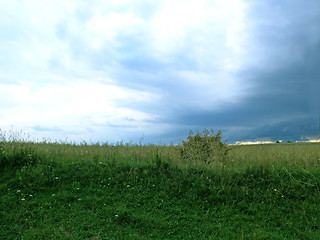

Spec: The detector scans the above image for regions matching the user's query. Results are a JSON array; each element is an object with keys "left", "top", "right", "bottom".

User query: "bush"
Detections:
[
  {"left": 0, "top": 144, "right": 41, "bottom": 170},
  {"left": 0, "top": 142, "right": 7, "bottom": 169},
  {"left": 180, "top": 129, "right": 229, "bottom": 164}
]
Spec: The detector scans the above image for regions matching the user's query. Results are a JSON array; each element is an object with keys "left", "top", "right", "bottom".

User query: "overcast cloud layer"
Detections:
[{"left": 0, "top": 0, "right": 319, "bottom": 144}]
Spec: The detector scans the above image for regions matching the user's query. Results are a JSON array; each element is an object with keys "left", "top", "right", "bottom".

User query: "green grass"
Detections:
[{"left": 1, "top": 139, "right": 320, "bottom": 239}]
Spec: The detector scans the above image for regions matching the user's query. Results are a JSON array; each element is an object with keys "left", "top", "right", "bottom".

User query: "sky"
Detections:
[{"left": 0, "top": 0, "right": 319, "bottom": 144}]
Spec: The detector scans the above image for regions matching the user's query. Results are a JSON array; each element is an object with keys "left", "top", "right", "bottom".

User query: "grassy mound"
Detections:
[{"left": 1, "top": 141, "right": 320, "bottom": 239}]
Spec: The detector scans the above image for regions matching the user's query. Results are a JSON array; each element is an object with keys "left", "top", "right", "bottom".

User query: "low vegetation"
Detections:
[
  {"left": 1, "top": 130, "right": 320, "bottom": 239},
  {"left": 180, "top": 129, "right": 229, "bottom": 165}
]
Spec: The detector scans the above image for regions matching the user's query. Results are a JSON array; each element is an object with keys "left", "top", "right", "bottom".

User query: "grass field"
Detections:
[{"left": 1, "top": 133, "right": 320, "bottom": 239}]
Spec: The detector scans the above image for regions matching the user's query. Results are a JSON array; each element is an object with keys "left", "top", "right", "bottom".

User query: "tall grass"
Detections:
[
  {"left": 1, "top": 129, "right": 319, "bottom": 170},
  {"left": 228, "top": 143, "right": 320, "bottom": 170}
]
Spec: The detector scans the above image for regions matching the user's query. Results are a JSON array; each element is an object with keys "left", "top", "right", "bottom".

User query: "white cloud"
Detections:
[
  {"left": 148, "top": 0, "right": 246, "bottom": 60},
  {"left": 0, "top": 80, "right": 159, "bottom": 134},
  {"left": 85, "top": 12, "right": 144, "bottom": 49}
]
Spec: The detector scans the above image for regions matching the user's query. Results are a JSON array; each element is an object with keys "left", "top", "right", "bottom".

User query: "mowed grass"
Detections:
[{"left": 1, "top": 138, "right": 320, "bottom": 239}]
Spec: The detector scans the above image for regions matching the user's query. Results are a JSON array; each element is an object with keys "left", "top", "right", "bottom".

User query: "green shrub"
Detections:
[
  {"left": 0, "top": 144, "right": 41, "bottom": 170},
  {"left": 0, "top": 142, "right": 7, "bottom": 169},
  {"left": 180, "top": 129, "right": 229, "bottom": 164}
]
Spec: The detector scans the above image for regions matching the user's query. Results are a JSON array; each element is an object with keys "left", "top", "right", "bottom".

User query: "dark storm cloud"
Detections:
[
  {"left": 237, "top": 0, "right": 320, "bottom": 139},
  {"left": 167, "top": 54, "right": 320, "bottom": 142},
  {"left": 242, "top": 117, "right": 319, "bottom": 141},
  {"left": 149, "top": 0, "right": 320, "bottom": 142}
]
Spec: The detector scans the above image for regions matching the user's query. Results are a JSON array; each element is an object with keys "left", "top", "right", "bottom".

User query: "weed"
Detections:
[{"left": 180, "top": 129, "right": 229, "bottom": 165}]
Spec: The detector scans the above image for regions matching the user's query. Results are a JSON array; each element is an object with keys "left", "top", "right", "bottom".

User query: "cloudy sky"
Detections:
[{"left": 0, "top": 0, "right": 319, "bottom": 144}]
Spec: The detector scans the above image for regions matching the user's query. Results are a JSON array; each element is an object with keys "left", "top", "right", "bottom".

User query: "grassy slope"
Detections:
[{"left": 1, "top": 142, "right": 320, "bottom": 239}]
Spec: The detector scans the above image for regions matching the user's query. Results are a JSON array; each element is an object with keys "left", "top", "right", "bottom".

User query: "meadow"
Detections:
[{"left": 1, "top": 131, "right": 320, "bottom": 239}]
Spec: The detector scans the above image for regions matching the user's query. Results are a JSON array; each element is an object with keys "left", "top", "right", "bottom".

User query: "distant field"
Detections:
[{"left": 1, "top": 138, "right": 320, "bottom": 239}]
